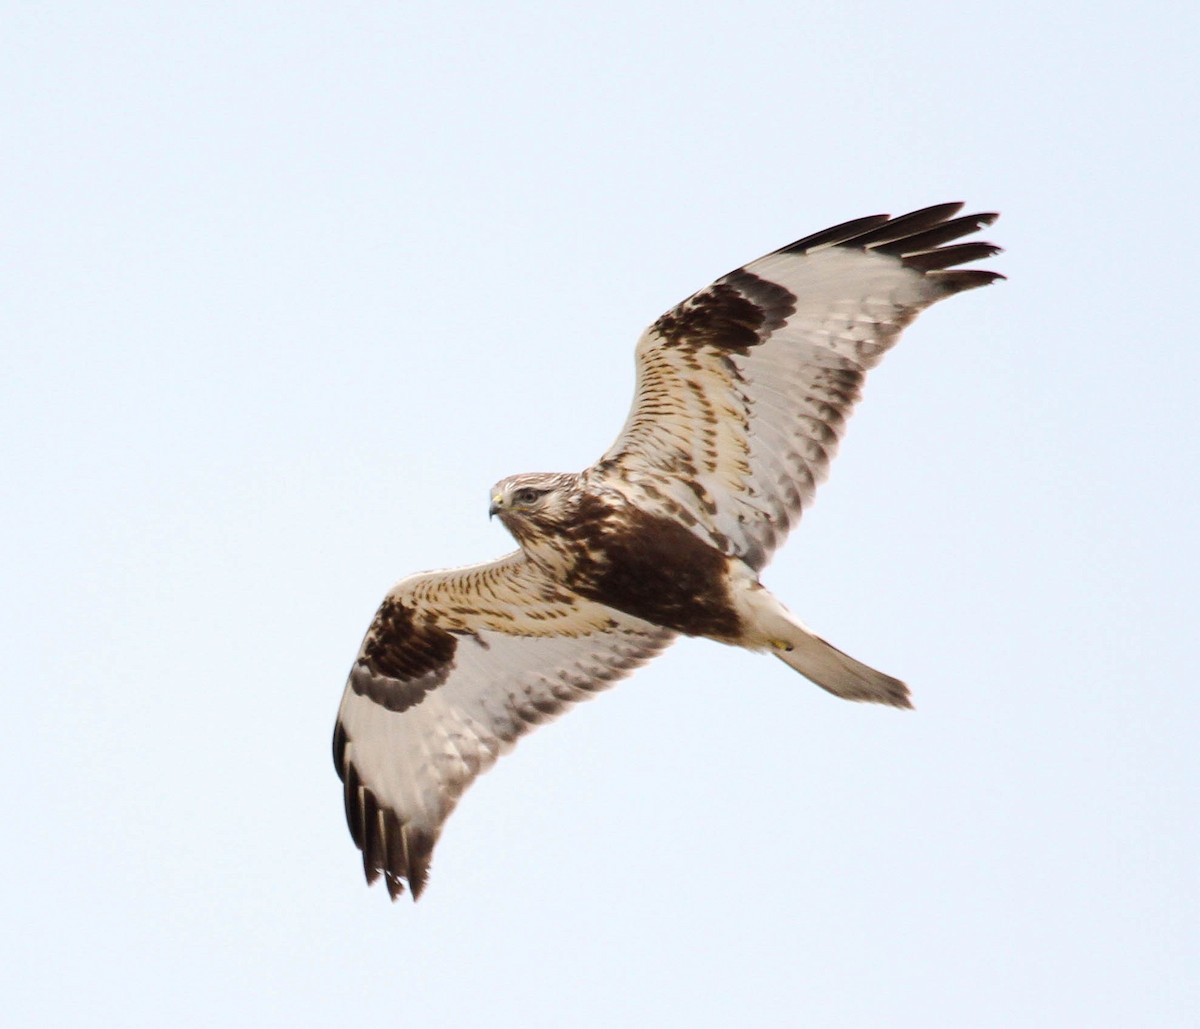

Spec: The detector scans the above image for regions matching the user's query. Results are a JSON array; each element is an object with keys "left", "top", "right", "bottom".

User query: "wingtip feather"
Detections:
[{"left": 776, "top": 203, "right": 1003, "bottom": 287}]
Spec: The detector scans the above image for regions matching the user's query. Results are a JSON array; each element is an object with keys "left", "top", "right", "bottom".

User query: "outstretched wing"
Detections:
[
  {"left": 592, "top": 203, "right": 1002, "bottom": 570},
  {"left": 333, "top": 551, "right": 675, "bottom": 900}
]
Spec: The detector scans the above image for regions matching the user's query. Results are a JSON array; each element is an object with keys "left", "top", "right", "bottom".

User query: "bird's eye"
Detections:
[{"left": 513, "top": 487, "right": 542, "bottom": 505}]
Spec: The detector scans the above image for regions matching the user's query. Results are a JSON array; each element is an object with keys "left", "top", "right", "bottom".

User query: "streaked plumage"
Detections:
[{"left": 335, "top": 203, "right": 1003, "bottom": 900}]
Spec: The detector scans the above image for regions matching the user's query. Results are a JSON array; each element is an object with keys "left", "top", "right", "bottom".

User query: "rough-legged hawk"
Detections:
[{"left": 334, "top": 203, "right": 1003, "bottom": 900}]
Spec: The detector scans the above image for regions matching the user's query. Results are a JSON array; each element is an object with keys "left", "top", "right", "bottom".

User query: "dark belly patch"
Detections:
[{"left": 567, "top": 508, "right": 741, "bottom": 640}]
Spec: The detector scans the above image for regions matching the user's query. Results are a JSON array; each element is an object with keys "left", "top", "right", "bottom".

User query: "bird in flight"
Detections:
[{"left": 334, "top": 202, "right": 1002, "bottom": 900}]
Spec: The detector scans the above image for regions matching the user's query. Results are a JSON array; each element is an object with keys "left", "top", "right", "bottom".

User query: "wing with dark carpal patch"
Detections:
[
  {"left": 333, "top": 551, "right": 675, "bottom": 900},
  {"left": 593, "top": 203, "right": 1003, "bottom": 569}
]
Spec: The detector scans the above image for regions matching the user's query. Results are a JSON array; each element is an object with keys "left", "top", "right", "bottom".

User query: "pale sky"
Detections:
[{"left": 4, "top": 3, "right": 1197, "bottom": 1027}]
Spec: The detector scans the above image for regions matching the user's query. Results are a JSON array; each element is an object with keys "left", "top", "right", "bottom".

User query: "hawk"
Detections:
[{"left": 334, "top": 202, "right": 1002, "bottom": 900}]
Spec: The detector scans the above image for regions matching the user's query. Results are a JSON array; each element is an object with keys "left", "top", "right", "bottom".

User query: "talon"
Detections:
[{"left": 771, "top": 640, "right": 794, "bottom": 652}]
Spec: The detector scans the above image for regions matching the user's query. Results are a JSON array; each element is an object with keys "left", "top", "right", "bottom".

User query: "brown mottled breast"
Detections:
[{"left": 564, "top": 496, "right": 742, "bottom": 640}]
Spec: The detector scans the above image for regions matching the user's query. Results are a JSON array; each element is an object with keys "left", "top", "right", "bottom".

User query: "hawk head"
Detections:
[
  {"left": 488, "top": 472, "right": 579, "bottom": 527},
  {"left": 489, "top": 471, "right": 615, "bottom": 580}
]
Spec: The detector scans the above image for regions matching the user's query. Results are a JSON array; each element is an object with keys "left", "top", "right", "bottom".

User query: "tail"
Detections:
[
  {"left": 773, "top": 630, "right": 911, "bottom": 709},
  {"left": 727, "top": 574, "right": 912, "bottom": 708}
]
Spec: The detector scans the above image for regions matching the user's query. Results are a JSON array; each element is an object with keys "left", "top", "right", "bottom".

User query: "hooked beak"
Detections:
[{"left": 489, "top": 495, "right": 503, "bottom": 519}]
